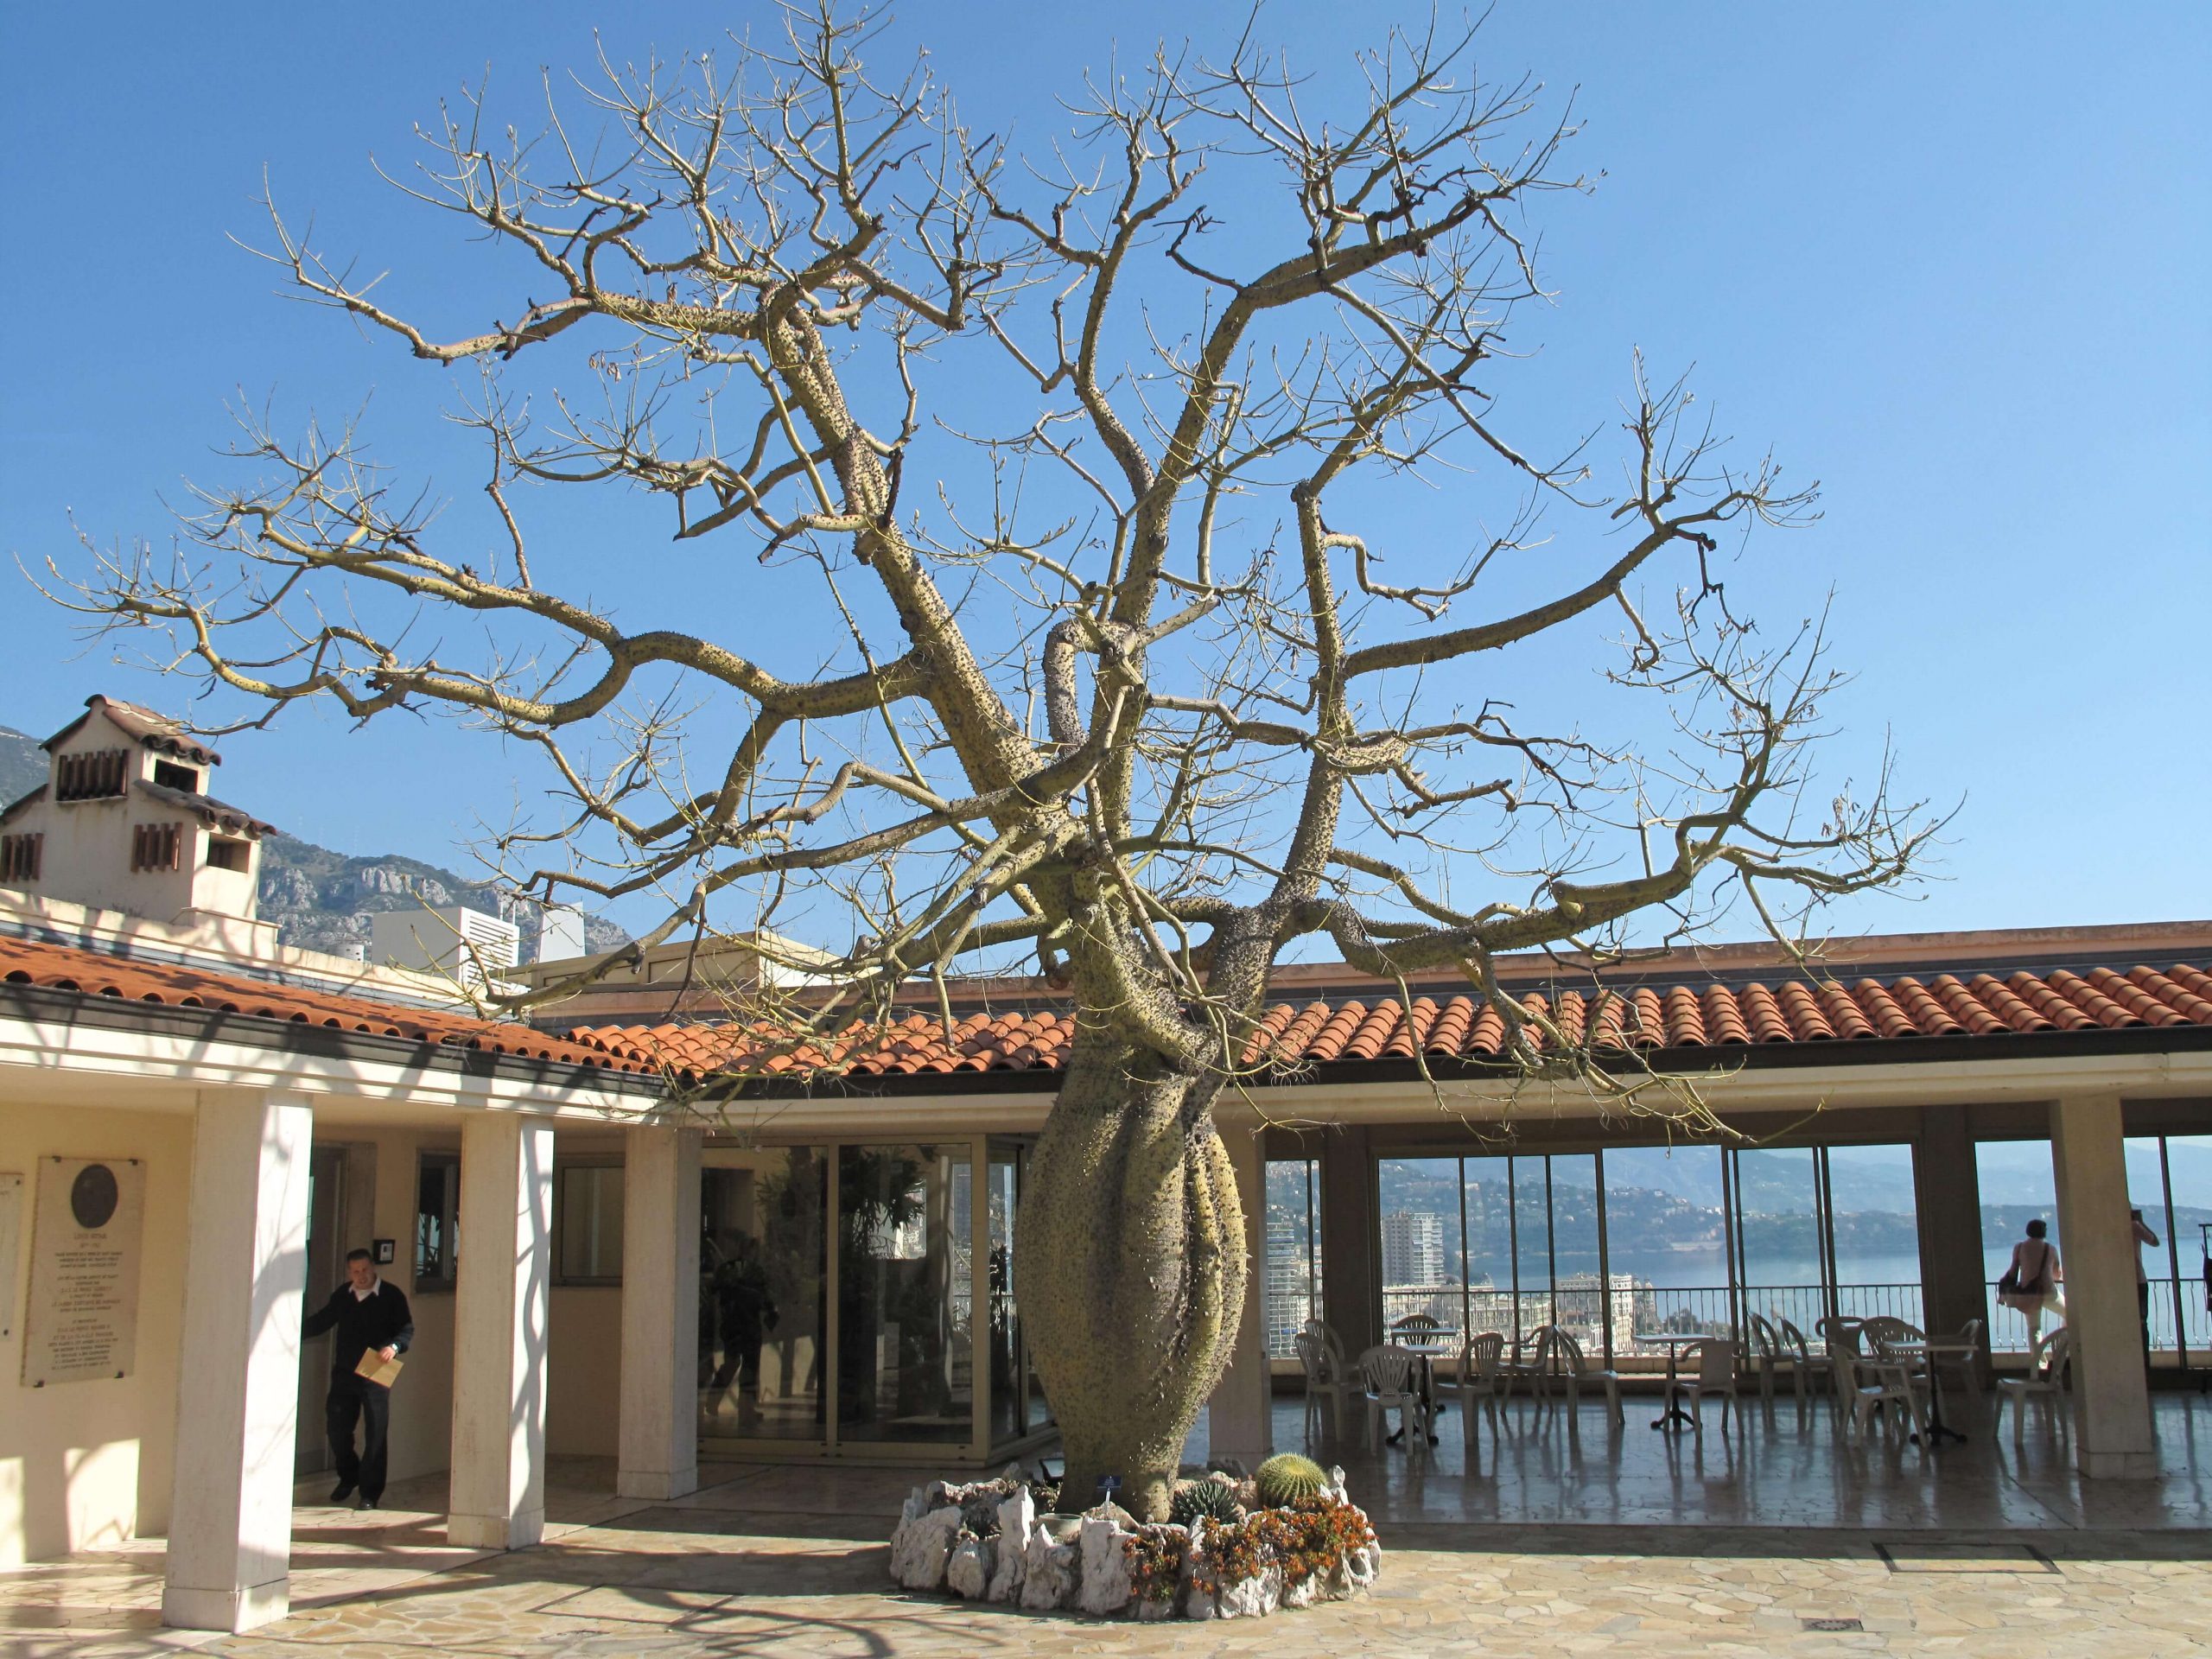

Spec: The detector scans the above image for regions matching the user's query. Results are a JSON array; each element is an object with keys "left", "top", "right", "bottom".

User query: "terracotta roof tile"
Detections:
[
  {"left": 560, "top": 956, "right": 2212, "bottom": 1086},
  {"left": 0, "top": 935, "right": 643, "bottom": 1074}
]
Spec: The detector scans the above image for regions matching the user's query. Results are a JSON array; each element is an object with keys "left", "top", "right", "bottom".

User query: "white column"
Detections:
[
  {"left": 162, "top": 1090, "right": 314, "bottom": 1633},
  {"left": 448, "top": 1113, "right": 556, "bottom": 1548},
  {"left": 2050, "top": 1094, "right": 2156, "bottom": 1478},
  {"left": 1205, "top": 1119, "right": 1273, "bottom": 1471},
  {"left": 617, "top": 1125, "right": 702, "bottom": 1501}
]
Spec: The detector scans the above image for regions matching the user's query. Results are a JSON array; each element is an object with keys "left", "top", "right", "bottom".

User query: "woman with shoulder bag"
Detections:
[{"left": 1998, "top": 1218, "right": 2063, "bottom": 1348}]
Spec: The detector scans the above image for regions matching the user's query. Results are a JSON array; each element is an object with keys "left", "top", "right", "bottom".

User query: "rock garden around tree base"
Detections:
[{"left": 887, "top": 1452, "right": 1382, "bottom": 1621}]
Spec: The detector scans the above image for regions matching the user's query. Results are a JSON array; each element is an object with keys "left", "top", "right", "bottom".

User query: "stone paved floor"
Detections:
[{"left": 7, "top": 1399, "right": 2208, "bottom": 1658}]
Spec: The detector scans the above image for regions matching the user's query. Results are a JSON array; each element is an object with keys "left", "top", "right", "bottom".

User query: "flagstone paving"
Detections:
[{"left": 8, "top": 1399, "right": 2209, "bottom": 1657}]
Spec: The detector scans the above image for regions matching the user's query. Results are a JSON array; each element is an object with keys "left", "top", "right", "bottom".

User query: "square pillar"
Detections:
[
  {"left": 1205, "top": 1119, "right": 1273, "bottom": 1470},
  {"left": 1913, "top": 1108, "right": 1989, "bottom": 1372},
  {"left": 163, "top": 1090, "right": 314, "bottom": 1633},
  {"left": 617, "top": 1124, "right": 702, "bottom": 1500},
  {"left": 448, "top": 1113, "right": 556, "bottom": 1548},
  {"left": 1319, "top": 1125, "right": 1380, "bottom": 1355},
  {"left": 2050, "top": 1095, "right": 2156, "bottom": 1478}
]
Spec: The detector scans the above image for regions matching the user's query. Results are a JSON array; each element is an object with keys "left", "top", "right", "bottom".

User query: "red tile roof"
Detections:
[
  {"left": 565, "top": 962, "right": 2212, "bottom": 1085},
  {"left": 0, "top": 935, "right": 647, "bottom": 1074}
]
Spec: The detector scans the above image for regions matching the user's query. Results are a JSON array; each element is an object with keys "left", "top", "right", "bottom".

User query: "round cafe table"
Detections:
[
  {"left": 1385, "top": 1329, "right": 1459, "bottom": 1446},
  {"left": 1634, "top": 1332, "right": 1711, "bottom": 1430},
  {"left": 1878, "top": 1337, "right": 1976, "bottom": 1446}
]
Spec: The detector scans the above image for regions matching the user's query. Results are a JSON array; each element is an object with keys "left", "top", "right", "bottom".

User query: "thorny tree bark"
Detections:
[{"left": 54, "top": 7, "right": 1933, "bottom": 1517}]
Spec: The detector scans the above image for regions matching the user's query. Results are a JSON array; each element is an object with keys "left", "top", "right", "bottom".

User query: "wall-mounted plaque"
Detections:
[
  {"left": 0, "top": 1172, "right": 22, "bottom": 1341},
  {"left": 22, "top": 1157, "right": 145, "bottom": 1386}
]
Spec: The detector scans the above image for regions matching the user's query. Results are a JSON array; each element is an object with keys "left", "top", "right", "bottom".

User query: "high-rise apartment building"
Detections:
[{"left": 1380, "top": 1210, "right": 1446, "bottom": 1287}]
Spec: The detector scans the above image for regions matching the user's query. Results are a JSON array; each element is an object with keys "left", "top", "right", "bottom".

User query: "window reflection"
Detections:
[{"left": 837, "top": 1145, "right": 973, "bottom": 1444}]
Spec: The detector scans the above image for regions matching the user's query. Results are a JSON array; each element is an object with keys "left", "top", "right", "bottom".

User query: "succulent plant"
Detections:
[
  {"left": 1254, "top": 1452, "right": 1330, "bottom": 1510},
  {"left": 1027, "top": 1478, "right": 1061, "bottom": 1515},
  {"left": 1169, "top": 1475, "right": 1247, "bottom": 1528},
  {"left": 959, "top": 1493, "right": 1002, "bottom": 1537}
]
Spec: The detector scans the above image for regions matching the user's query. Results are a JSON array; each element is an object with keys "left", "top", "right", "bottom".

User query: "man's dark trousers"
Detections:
[{"left": 326, "top": 1373, "right": 392, "bottom": 1503}]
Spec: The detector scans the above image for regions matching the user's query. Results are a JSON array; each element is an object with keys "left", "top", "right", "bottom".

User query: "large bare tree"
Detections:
[{"left": 61, "top": 6, "right": 1926, "bottom": 1514}]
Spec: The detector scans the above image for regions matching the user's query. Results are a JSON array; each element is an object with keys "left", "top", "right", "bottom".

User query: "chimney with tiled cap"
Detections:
[{"left": 0, "top": 694, "right": 276, "bottom": 925}]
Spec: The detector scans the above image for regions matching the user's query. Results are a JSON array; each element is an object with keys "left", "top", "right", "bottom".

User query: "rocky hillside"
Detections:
[{"left": 0, "top": 723, "right": 627, "bottom": 964}]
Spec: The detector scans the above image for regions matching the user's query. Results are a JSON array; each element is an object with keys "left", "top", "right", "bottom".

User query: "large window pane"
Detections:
[
  {"left": 1264, "top": 1158, "right": 1323, "bottom": 1357},
  {"left": 1376, "top": 1157, "right": 1464, "bottom": 1333},
  {"left": 1547, "top": 1155, "right": 1611, "bottom": 1357},
  {"left": 1602, "top": 1144, "right": 1727, "bottom": 1360},
  {"left": 1824, "top": 1144, "right": 1922, "bottom": 1328},
  {"left": 1512, "top": 1156, "right": 1550, "bottom": 1343},
  {"left": 1461, "top": 1157, "right": 1513, "bottom": 1338},
  {"left": 2165, "top": 1135, "right": 2212, "bottom": 1358},
  {"left": 837, "top": 1144, "right": 973, "bottom": 1445},
  {"left": 702, "top": 1147, "right": 827, "bottom": 1441},
  {"left": 1735, "top": 1147, "right": 1821, "bottom": 1336},
  {"left": 1975, "top": 1140, "right": 2056, "bottom": 1351},
  {"left": 986, "top": 1147, "right": 1023, "bottom": 1441},
  {"left": 557, "top": 1165, "right": 624, "bottom": 1283}
]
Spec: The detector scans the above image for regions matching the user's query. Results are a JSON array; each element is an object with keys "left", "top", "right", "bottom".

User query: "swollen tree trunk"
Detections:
[{"left": 1015, "top": 1027, "right": 1247, "bottom": 1521}]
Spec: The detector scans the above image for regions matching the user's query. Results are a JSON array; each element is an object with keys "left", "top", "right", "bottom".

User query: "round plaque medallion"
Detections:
[{"left": 70, "top": 1163, "right": 120, "bottom": 1230}]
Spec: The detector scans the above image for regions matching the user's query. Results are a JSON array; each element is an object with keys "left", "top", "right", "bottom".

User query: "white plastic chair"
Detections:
[
  {"left": 1293, "top": 1326, "right": 1356, "bottom": 1444},
  {"left": 1356, "top": 1343, "right": 1428, "bottom": 1455},
  {"left": 1748, "top": 1313, "right": 1809, "bottom": 1408},
  {"left": 1829, "top": 1338, "right": 1927, "bottom": 1440},
  {"left": 1996, "top": 1325, "right": 2071, "bottom": 1446},
  {"left": 1536, "top": 1326, "right": 1624, "bottom": 1428},
  {"left": 1815, "top": 1315, "right": 1865, "bottom": 1415},
  {"left": 1778, "top": 1317, "right": 1818, "bottom": 1396},
  {"left": 1675, "top": 1338, "right": 1741, "bottom": 1434},
  {"left": 1433, "top": 1332, "right": 1508, "bottom": 1450}
]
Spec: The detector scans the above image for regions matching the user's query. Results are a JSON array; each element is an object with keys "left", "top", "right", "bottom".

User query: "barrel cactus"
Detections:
[
  {"left": 1255, "top": 1452, "right": 1330, "bottom": 1510},
  {"left": 1169, "top": 1475, "right": 1247, "bottom": 1528}
]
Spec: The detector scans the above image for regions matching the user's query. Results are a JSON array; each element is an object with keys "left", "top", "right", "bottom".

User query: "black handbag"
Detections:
[{"left": 1996, "top": 1264, "right": 2021, "bottom": 1296}]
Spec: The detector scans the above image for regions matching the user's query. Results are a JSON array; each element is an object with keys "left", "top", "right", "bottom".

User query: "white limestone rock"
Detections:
[
  {"left": 985, "top": 1489, "right": 1034, "bottom": 1602},
  {"left": 1281, "top": 1572, "right": 1320, "bottom": 1610},
  {"left": 1217, "top": 1563, "right": 1282, "bottom": 1619},
  {"left": 1077, "top": 1516, "right": 1135, "bottom": 1618},
  {"left": 889, "top": 1503, "right": 964, "bottom": 1591},
  {"left": 1329, "top": 1535, "right": 1381, "bottom": 1597},
  {"left": 1178, "top": 1529, "right": 1217, "bottom": 1621},
  {"left": 1019, "top": 1531, "right": 1078, "bottom": 1611},
  {"left": 945, "top": 1535, "right": 995, "bottom": 1599}
]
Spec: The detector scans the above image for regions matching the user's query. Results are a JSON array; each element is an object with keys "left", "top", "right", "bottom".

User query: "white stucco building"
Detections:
[{"left": 3, "top": 695, "right": 2207, "bottom": 1634}]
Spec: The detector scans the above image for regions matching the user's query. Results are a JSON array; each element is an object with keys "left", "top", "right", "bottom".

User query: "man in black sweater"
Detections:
[{"left": 302, "top": 1248, "right": 414, "bottom": 1509}]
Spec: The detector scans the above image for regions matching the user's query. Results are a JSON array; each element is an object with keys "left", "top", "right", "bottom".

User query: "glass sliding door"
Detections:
[
  {"left": 985, "top": 1144, "right": 1025, "bottom": 1442},
  {"left": 1823, "top": 1143, "right": 1923, "bottom": 1329},
  {"left": 836, "top": 1144, "right": 974, "bottom": 1445},
  {"left": 702, "top": 1146, "right": 829, "bottom": 1442}
]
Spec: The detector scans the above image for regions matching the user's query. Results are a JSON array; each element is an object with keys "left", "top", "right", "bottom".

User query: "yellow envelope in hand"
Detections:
[{"left": 355, "top": 1350, "right": 404, "bottom": 1388}]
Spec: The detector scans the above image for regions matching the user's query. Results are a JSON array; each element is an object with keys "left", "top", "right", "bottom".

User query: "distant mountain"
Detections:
[{"left": 0, "top": 722, "right": 627, "bottom": 965}]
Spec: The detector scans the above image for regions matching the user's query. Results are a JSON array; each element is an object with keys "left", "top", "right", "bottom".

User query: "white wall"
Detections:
[
  {"left": 0, "top": 1103, "right": 191, "bottom": 1567},
  {"left": 548, "top": 1287, "right": 623, "bottom": 1458}
]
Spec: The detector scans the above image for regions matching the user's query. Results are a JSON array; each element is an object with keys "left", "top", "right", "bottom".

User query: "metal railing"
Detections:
[
  {"left": 1985, "top": 1274, "right": 2205, "bottom": 1355},
  {"left": 1350, "top": 1277, "right": 2211, "bottom": 1363},
  {"left": 1366, "top": 1281, "right": 1929, "bottom": 1365}
]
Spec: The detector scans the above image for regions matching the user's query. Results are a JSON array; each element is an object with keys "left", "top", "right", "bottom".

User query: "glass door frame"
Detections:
[{"left": 699, "top": 1131, "right": 1043, "bottom": 1464}]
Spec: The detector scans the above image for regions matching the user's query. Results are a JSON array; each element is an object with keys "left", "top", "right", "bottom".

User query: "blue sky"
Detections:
[{"left": 2, "top": 2, "right": 2206, "bottom": 947}]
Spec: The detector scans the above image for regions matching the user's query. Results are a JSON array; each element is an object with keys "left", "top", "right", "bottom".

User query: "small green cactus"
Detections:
[
  {"left": 1169, "top": 1475, "right": 1247, "bottom": 1528},
  {"left": 1254, "top": 1452, "right": 1330, "bottom": 1510}
]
